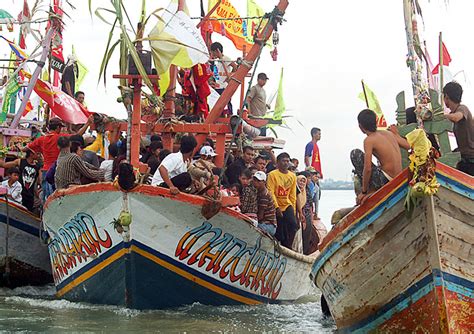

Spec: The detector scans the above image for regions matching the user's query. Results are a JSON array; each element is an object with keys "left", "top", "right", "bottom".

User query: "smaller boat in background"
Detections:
[{"left": 0, "top": 191, "right": 52, "bottom": 288}]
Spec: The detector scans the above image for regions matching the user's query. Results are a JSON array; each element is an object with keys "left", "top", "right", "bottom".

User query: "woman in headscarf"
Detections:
[{"left": 293, "top": 175, "right": 308, "bottom": 253}]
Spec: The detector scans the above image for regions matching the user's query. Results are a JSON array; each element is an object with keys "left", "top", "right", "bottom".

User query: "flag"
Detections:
[
  {"left": 149, "top": 1, "right": 209, "bottom": 95},
  {"left": 424, "top": 44, "right": 437, "bottom": 90},
  {"left": 72, "top": 45, "right": 88, "bottom": 91},
  {"left": 18, "top": 0, "right": 31, "bottom": 49},
  {"left": 0, "top": 36, "right": 27, "bottom": 60},
  {"left": 208, "top": 0, "right": 253, "bottom": 51},
  {"left": 432, "top": 42, "right": 451, "bottom": 75},
  {"left": 358, "top": 81, "right": 387, "bottom": 129},
  {"left": 246, "top": 0, "right": 271, "bottom": 48},
  {"left": 0, "top": 74, "right": 20, "bottom": 122},
  {"left": 34, "top": 78, "right": 91, "bottom": 124},
  {"left": 273, "top": 67, "right": 285, "bottom": 121}
]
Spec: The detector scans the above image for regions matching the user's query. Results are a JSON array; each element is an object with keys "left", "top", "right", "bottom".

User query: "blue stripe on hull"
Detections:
[
  {"left": 340, "top": 269, "right": 473, "bottom": 333},
  {"left": 61, "top": 246, "right": 244, "bottom": 309},
  {"left": 0, "top": 213, "right": 40, "bottom": 237},
  {"left": 58, "top": 240, "right": 285, "bottom": 309},
  {"left": 436, "top": 172, "right": 474, "bottom": 200}
]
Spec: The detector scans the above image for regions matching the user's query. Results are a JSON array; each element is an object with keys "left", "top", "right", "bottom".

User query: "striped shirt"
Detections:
[
  {"left": 55, "top": 151, "right": 105, "bottom": 190},
  {"left": 257, "top": 188, "right": 276, "bottom": 225}
]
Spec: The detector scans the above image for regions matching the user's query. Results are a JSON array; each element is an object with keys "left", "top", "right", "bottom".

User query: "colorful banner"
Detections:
[
  {"left": 34, "top": 78, "right": 91, "bottom": 124},
  {"left": 208, "top": 0, "right": 252, "bottom": 51},
  {"left": 0, "top": 74, "right": 20, "bottom": 122},
  {"left": 358, "top": 81, "right": 387, "bottom": 129}
]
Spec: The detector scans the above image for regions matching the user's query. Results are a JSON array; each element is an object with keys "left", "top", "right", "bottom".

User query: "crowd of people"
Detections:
[{"left": 0, "top": 80, "right": 470, "bottom": 254}]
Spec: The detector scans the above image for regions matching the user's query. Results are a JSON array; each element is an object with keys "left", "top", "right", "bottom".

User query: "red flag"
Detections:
[
  {"left": 18, "top": 0, "right": 31, "bottom": 49},
  {"left": 432, "top": 42, "right": 452, "bottom": 75},
  {"left": 34, "top": 79, "right": 91, "bottom": 124}
]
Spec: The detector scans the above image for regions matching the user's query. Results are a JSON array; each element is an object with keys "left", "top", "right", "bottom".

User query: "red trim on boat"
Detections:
[
  {"left": 437, "top": 161, "right": 474, "bottom": 187},
  {"left": 44, "top": 182, "right": 253, "bottom": 223},
  {"left": 319, "top": 162, "right": 473, "bottom": 252},
  {"left": 319, "top": 169, "right": 409, "bottom": 252}
]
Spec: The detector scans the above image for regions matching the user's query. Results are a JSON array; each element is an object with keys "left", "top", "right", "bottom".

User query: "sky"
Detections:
[{"left": 1, "top": 0, "right": 473, "bottom": 181}]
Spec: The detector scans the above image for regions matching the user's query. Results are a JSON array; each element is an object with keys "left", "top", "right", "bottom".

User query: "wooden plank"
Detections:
[
  {"left": 333, "top": 210, "right": 425, "bottom": 287},
  {"left": 317, "top": 200, "right": 408, "bottom": 285},
  {"left": 325, "top": 218, "right": 429, "bottom": 322}
]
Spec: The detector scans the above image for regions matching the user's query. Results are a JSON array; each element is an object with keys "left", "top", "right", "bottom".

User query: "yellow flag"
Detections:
[
  {"left": 273, "top": 67, "right": 285, "bottom": 120},
  {"left": 246, "top": 0, "right": 271, "bottom": 48},
  {"left": 72, "top": 45, "right": 88, "bottom": 91},
  {"left": 358, "top": 81, "right": 387, "bottom": 128}
]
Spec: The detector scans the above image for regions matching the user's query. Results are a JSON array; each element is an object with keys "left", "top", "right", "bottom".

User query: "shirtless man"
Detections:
[{"left": 352, "top": 109, "right": 409, "bottom": 205}]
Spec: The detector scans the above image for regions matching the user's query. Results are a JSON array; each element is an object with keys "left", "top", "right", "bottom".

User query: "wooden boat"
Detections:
[
  {"left": 0, "top": 197, "right": 52, "bottom": 287},
  {"left": 310, "top": 163, "right": 473, "bottom": 332},
  {"left": 43, "top": 183, "right": 316, "bottom": 309},
  {"left": 39, "top": 0, "right": 319, "bottom": 309}
]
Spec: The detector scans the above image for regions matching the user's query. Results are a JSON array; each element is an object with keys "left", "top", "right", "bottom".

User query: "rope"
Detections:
[
  {"left": 3, "top": 194, "right": 11, "bottom": 284},
  {"left": 190, "top": 15, "right": 266, "bottom": 21}
]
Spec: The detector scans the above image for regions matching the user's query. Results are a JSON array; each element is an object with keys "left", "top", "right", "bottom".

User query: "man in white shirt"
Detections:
[
  {"left": 99, "top": 143, "right": 118, "bottom": 182},
  {"left": 151, "top": 135, "right": 197, "bottom": 194},
  {"left": 210, "top": 42, "right": 237, "bottom": 115},
  {"left": 2, "top": 167, "right": 23, "bottom": 205}
]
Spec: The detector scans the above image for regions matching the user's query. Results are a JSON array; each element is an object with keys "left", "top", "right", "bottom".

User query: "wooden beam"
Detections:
[{"left": 193, "top": 0, "right": 289, "bottom": 154}]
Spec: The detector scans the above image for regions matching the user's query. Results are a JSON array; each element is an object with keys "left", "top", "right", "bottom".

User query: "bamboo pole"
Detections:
[
  {"left": 162, "top": 0, "right": 186, "bottom": 151},
  {"left": 361, "top": 80, "right": 369, "bottom": 108},
  {"left": 10, "top": 28, "right": 54, "bottom": 130},
  {"left": 439, "top": 32, "right": 444, "bottom": 107}
]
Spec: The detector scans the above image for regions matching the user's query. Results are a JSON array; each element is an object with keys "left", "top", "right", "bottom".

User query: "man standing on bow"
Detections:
[{"left": 304, "top": 127, "right": 323, "bottom": 178}]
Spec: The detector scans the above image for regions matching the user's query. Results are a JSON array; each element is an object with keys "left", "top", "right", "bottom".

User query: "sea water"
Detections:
[{"left": 0, "top": 190, "right": 355, "bottom": 333}]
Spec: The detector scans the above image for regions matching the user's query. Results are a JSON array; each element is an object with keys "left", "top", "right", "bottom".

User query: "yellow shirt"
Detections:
[
  {"left": 267, "top": 169, "right": 297, "bottom": 211},
  {"left": 85, "top": 133, "right": 106, "bottom": 158}
]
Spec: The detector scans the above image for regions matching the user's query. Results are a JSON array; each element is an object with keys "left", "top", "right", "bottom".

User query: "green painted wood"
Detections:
[{"left": 394, "top": 90, "right": 460, "bottom": 169}]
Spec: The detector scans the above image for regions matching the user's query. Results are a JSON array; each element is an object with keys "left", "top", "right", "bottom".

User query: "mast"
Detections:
[
  {"left": 194, "top": 0, "right": 289, "bottom": 151},
  {"left": 402, "top": 0, "right": 432, "bottom": 123}
]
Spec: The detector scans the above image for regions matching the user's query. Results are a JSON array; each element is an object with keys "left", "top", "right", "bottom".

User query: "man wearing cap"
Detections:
[
  {"left": 253, "top": 171, "right": 277, "bottom": 236},
  {"left": 25, "top": 116, "right": 93, "bottom": 201},
  {"left": 188, "top": 146, "right": 217, "bottom": 192},
  {"left": 247, "top": 73, "right": 269, "bottom": 117}
]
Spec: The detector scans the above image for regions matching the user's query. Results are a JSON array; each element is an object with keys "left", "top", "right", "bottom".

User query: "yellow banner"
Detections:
[{"left": 209, "top": 0, "right": 252, "bottom": 51}]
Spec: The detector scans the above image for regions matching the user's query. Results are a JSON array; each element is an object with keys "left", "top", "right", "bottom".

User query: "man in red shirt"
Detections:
[
  {"left": 26, "top": 116, "right": 92, "bottom": 201},
  {"left": 304, "top": 127, "right": 323, "bottom": 178}
]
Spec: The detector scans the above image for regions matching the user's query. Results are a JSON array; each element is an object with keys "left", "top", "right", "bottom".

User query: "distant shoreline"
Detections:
[{"left": 321, "top": 187, "right": 354, "bottom": 191}]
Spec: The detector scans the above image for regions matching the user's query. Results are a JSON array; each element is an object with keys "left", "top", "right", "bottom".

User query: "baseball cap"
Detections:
[
  {"left": 257, "top": 73, "right": 269, "bottom": 80},
  {"left": 305, "top": 166, "right": 317, "bottom": 173},
  {"left": 200, "top": 145, "right": 218, "bottom": 157},
  {"left": 253, "top": 171, "right": 267, "bottom": 181}
]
